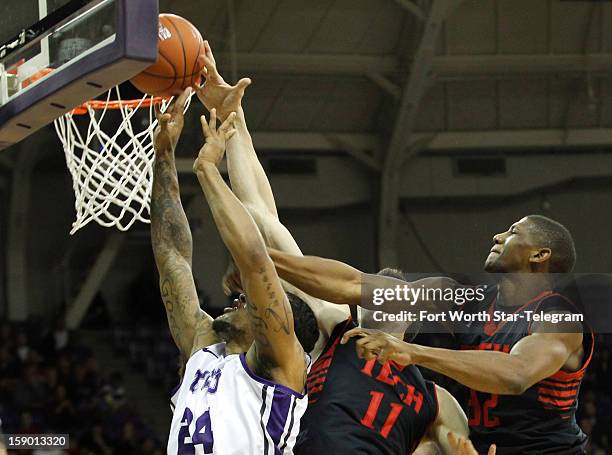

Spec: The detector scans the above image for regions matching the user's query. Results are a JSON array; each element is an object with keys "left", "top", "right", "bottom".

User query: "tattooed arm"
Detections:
[
  {"left": 152, "top": 88, "right": 220, "bottom": 360},
  {"left": 195, "top": 42, "right": 348, "bottom": 352},
  {"left": 194, "top": 110, "right": 306, "bottom": 393}
]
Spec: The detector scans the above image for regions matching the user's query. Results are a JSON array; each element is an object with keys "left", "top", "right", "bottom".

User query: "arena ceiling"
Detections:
[{"left": 160, "top": 0, "right": 612, "bottom": 152}]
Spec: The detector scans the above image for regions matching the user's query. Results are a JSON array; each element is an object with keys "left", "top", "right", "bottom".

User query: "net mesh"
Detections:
[{"left": 54, "top": 86, "right": 191, "bottom": 234}]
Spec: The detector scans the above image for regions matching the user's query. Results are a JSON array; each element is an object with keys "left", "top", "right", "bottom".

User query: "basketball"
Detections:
[{"left": 130, "top": 14, "right": 204, "bottom": 97}]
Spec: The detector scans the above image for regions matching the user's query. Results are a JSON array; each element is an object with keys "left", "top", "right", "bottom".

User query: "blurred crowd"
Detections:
[{"left": 0, "top": 320, "right": 165, "bottom": 455}]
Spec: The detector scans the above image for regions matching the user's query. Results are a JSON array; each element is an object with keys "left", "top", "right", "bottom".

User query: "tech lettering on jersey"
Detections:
[{"left": 361, "top": 359, "right": 424, "bottom": 413}]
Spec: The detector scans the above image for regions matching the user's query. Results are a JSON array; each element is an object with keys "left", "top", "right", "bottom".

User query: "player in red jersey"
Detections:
[
  {"left": 270, "top": 215, "right": 592, "bottom": 454},
  {"left": 195, "top": 41, "right": 479, "bottom": 455}
]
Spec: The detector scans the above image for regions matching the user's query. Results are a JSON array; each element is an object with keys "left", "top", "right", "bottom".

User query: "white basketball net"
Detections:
[{"left": 54, "top": 87, "right": 191, "bottom": 234}]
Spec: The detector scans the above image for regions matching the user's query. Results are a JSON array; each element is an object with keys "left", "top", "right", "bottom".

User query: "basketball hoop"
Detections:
[{"left": 54, "top": 86, "right": 192, "bottom": 234}]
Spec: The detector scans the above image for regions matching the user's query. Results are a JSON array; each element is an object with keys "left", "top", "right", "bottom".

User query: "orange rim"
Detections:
[{"left": 70, "top": 96, "right": 171, "bottom": 115}]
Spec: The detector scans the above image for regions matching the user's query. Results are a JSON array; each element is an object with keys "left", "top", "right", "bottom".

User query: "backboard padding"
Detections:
[{"left": 0, "top": 0, "right": 159, "bottom": 151}]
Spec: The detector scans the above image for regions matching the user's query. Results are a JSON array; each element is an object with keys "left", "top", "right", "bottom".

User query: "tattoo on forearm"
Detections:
[
  {"left": 160, "top": 261, "right": 197, "bottom": 354},
  {"left": 151, "top": 157, "right": 193, "bottom": 264},
  {"left": 152, "top": 154, "right": 201, "bottom": 355},
  {"left": 247, "top": 268, "right": 292, "bottom": 348}
]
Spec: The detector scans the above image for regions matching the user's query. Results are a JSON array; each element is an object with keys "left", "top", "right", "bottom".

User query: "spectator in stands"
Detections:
[
  {"left": 141, "top": 437, "right": 157, "bottom": 455},
  {"left": 16, "top": 410, "right": 41, "bottom": 434},
  {"left": 1, "top": 320, "right": 166, "bottom": 454},
  {"left": 53, "top": 318, "right": 70, "bottom": 352},
  {"left": 0, "top": 347, "right": 17, "bottom": 403},
  {"left": 101, "top": 371, "right": 126, "bottom": 410},
  {"left": 45, "top": 366, "right": 59, "bottom": 393},
  {"left": 14, "top": 364, "right": 46, "bottom": 411},
  {"left": 47, "top": 384, "right": 76, "bottom": 430},
  {"left": 70, "top": 363, "right": 96, "bottom": 405},
  {"left": 0, "top": 323, "right": 12, "bottom": 350},
  {"left": 56, "top": 352, "right": 72, "bottom": 386},
  {"left": 15, "top": 332, "right": 31, "bottom": 363},
  {"left": 83, "top": 356, "right": 99, "bottom": 388},
  {"left": 114, "top": 421, "right": 139, "bottom": 455},
  {"left": 80, "top": 422, "right": 112, "bottom": 455}
]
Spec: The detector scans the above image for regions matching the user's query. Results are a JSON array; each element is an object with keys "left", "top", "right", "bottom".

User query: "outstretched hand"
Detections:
[
  {"left": 340, "top": 327, "right": 413, "bottom": 365},
  {"left": 195, "top": 40, "right": 251, "bottom": 120},
  {"left": 193, "top": 108, "right": 237, "bottom": 172},
  {"left": 153, "top": 87, "right": 192, "bottom": 153},
  {"left": 447, "top": 432, "right": 496, "bottom": 455}
]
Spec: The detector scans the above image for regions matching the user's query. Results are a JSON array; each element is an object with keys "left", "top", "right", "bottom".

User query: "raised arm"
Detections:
[
  {"left": 194, "top": 110, "right": 305, "bottom": 392},
  {"left": 151, "top": 88, "right": 219, "bottom": 360},
  {"left": 195, "top": 41, "right": 349, "bottom": 342},
  {"left": 195, "top": 40, "right": 275, "bottom": 217}
]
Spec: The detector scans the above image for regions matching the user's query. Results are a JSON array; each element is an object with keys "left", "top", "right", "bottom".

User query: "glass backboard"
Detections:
[{"left": 0, "top": 0, "right": 158, "bottom": 150}]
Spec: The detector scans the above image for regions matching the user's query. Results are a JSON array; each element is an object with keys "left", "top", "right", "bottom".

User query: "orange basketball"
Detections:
[{"left": 130, "top": 14, "right": 205, "bottom": 97}]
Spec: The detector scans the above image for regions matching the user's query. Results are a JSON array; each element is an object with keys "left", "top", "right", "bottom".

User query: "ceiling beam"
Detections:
[
  {"left": 177, "top": 128, "right": 612, "bottom": 164},
  {"left": 416, "top": 128, "right": 612, "bottom": 151},
  {"left": 366, "top": 73, "right": 402, "bottom": 99},
  {"left": 174, "top": 132, "right": 381, "bottom": 173},
  {"left": 378, "top": 0, "right": 457, "bottom": 268},
  {"left": 215, "top": 52, "right": 612, "bottom": 78},
  {"left": 216, "top": 53, "right": 399, "bottom": 75},
  {"left": 392, "top": 0, "right": 426, "bottom": 21},
  {"left": 251, "top": 132, "right": 380, "bottom": 151},
  {"left": 432, "top": 53, "right": 612, "bottom": 79}
]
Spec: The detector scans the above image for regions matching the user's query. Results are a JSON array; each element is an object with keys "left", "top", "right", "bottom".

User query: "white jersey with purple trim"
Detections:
[{"left": 168, "top": 342, "right": 309, "bottom": 455}]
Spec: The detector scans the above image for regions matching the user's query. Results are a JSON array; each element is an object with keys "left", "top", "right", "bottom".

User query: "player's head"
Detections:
[
  {"left": 484, "top": 215, "right": 576, "bottom": 273},
  {"left": 212, "top": 292, "right": 318, "bottom": 353}
]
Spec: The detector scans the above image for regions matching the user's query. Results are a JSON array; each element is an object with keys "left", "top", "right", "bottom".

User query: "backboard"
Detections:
[{"left": 0, "top": 0, "right": 159, "bottom": 150}]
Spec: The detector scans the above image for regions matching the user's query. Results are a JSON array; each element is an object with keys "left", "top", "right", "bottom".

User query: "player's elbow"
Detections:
[
  {"left": 239, "top": 243, "right": 272, "bottom": 271},
  {"left": 337, "top": 279, "right": 361, "bottom": 305}
]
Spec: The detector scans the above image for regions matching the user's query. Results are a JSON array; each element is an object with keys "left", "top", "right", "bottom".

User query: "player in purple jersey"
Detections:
[
  {"left": 150, "top": 83, "right": 319, "bottom": 453},
  {"left": 195, "top": 42, "right": 484, "bottom": 455},
  {"left": 270, "top": 215, "right": 591, "bottom": 454}
]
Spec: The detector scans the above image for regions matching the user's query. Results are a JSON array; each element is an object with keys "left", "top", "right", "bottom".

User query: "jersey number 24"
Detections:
[{"left": 178, "top": 407, "right": 214, "bottom": 454}]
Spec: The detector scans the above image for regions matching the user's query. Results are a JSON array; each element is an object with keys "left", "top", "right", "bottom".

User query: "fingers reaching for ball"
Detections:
[
  {"left": 175, "top": 86, "right": 192, "bottom": 112},
  {"left": 194, "top": 109, "right": 237, "bottom": 170},
  {"left": 218, "top": 112, "right": 238, "bottom": 140},
  {"left": 152, "top": 87, "right": 193, "bottom": 153}
]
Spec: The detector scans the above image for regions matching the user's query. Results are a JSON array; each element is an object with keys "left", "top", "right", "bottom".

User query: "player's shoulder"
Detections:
[
  {"left": 186, "top": 342, "right": 228, "bottom": 366},
  {"left": 194, "top": 341, "right": 227, "bottom": 358},
  {"left": 535, "top": 291, "right": 580, "bottom": 313}
]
